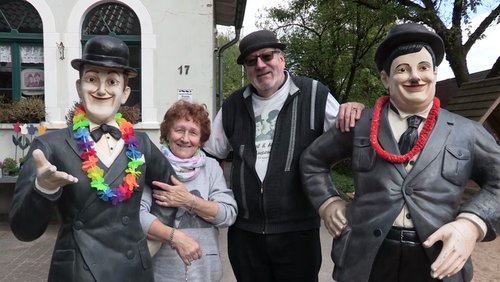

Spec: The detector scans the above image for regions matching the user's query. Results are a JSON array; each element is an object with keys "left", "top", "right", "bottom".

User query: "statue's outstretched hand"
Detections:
[
  {"left": 320, "top": 198, "right": 348, "bottom": 238},
  {"left": 33, "top": 149, "right": 78, "bottom": 190},
  {"left": 423, "top": 219, "right": 480, "bottom": 279}
]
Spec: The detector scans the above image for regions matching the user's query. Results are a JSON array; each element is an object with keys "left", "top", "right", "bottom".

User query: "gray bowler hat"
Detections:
[
  {"left": 374, "top": 23, "right": 444, "bottom": 72},
  {"left": 237, "top": 30, "right": 286, "bottom": 65}
]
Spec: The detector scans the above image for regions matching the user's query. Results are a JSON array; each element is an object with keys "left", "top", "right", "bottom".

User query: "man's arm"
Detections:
[{"left": 203, "top": 110, "right": 232, "bottom": 159}]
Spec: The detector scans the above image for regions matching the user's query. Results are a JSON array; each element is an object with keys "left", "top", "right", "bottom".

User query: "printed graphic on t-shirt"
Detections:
[{"left": 255, "top": 109, "right": 279, "bottom": 180}]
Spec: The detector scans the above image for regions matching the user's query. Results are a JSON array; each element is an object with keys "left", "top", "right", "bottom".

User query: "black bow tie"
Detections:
[{"left": 90, "top": 124, "right": 121, "bottom": 142}]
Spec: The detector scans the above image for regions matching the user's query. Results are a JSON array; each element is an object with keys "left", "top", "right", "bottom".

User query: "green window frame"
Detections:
[{"left": 0, "top": 1, "right": 43, "bottom": 102}]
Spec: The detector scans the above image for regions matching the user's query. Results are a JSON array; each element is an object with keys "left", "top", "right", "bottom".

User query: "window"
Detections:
[
  {"left": 0, "top": 1, "right": 43, "bottom": 103},
  {"left": 81, "top": 3, "right": 142, "bottom": 118}
]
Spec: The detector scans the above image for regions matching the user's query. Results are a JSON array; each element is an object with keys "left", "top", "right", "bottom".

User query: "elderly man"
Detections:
[
  {"left": 9, "top": 36, "right": 176, "bottom": 282},
  {"left": 300, "top": 23, "right": 500, "bottom": 282},
  {"left": 204, "top": 30, "right": 363, "bottom": 282}
]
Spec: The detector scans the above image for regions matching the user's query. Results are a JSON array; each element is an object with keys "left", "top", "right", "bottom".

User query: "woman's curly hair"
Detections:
[{"left": 160, "top": 100, "right": 211, "bottom": 145}]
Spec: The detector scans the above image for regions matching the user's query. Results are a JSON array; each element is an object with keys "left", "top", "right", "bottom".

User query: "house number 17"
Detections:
[{"left": 178, "top": 65, "right": 190, "bottom": 75}]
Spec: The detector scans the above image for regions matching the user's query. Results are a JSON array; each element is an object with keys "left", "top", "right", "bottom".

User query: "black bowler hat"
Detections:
[
  {"left": 374, "top": 23, "right": 444, "bottom": 72},
  {"left": 237, "top": 30, "right": 286, "bottom": 65},
  {"left": 71, "top": 35, "right": 138, "bottom": 78}
]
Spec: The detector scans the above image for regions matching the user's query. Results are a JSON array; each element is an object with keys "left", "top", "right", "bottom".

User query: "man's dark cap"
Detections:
[
  {"left": 71, "top": 35, "right": 138, "bottom": 78},
  {"left": 237, "top": 30, "right": 286, "bottom": 65},
  {"left": 374, "top": 23, "right": 444, "bottom": 72}
]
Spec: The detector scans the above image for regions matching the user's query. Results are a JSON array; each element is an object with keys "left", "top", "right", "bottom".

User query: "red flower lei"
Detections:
[{"left": 369, "top": 96, "right": 440, "bottom": 163}]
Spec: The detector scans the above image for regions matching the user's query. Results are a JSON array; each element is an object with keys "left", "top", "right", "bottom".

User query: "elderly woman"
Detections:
[{"left": 140, "top": 100, "right": 237, "bottom": 282}]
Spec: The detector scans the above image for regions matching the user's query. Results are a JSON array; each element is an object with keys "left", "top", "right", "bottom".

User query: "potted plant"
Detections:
[{"left": 2, "top": 157, "right": 18, "bottom": 176}]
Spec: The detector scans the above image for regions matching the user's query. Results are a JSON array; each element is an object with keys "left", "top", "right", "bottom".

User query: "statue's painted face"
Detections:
[
  {"left": 76, "top": 65, "right": 130, "bottom": 124},
  {"left": 381, "top": 48, "right": 437, "bottom": 113}
]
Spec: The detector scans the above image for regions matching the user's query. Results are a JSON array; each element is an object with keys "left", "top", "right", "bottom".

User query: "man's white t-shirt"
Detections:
[{"left": 204, "top": 74, "right": 340, "bottom": 182}]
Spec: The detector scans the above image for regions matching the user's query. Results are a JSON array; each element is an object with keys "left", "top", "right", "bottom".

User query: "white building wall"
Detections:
[{"left": 0, "top": 0, "right": 217, "bottom": 161}]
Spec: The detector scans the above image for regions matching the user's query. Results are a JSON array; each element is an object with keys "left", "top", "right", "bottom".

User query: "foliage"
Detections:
[
  {"left": 118, "top": 105, "right": 141, "bottom": 124},
  {"left": 261, "top": 0, "right": 394, "bottom": 105},
  {"left": 2, "top": 157, "right": 18, "bottom": 172},
  {"left": 331, "top": 159, "right": 354, "bottom": 195},
  {"left": 0, "top": 97, "right": 46, "bottom": 123},
  {"left": 356, "top": 0, "right": 500, "bottom": 85},
  {"left": 65, "top": 101, "right": 141, "bottom": 125},
  {"left": 0, "top": 100, "right": 10, "bottom": 122}
]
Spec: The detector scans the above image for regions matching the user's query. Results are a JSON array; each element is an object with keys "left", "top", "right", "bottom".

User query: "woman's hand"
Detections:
[
  {"left": 152, "top": 176, "right": 192, "bottom": 209},
  {"left": 170, "top": 230, "right": 202, "bottom": 266}
]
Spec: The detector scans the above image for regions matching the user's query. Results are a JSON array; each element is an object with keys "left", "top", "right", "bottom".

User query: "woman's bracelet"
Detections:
[
  {"left": 189, "top": 194, "right": 197, "bottom": 213},
  {"left": 167, "top": 228, "right": 176, "bottom": 244}
]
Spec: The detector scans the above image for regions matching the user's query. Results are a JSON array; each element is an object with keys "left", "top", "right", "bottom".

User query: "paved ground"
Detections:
[
  {"left": 0, "top": 164, "right": 335, "bottom": 282},
  {"left": 2, "top": 219, "right": 499, "bottom": 281},
  {"left": 0, "top": 220, "right": 334, "bottom": 282}
]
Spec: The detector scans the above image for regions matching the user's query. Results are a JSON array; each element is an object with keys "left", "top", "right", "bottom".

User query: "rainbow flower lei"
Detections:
[{"left": 72, "top": 104, "right": 144, "bottom": 204}]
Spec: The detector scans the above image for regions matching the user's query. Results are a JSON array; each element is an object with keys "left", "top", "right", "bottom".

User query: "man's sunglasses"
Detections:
[{"left": 244, "top": 50, "right": 281, "bottom": 67}]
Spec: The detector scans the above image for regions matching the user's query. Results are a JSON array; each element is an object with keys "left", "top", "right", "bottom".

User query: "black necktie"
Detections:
[
  {"left": 90, "top": 124, "right": 121, "bottom": 142},
  {"left": 398, "top": 115, "right": 423, "bottom": 155}
]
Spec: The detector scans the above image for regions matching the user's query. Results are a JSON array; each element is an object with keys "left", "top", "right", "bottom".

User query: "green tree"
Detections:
[
  {"left": 356, "top": 0, "right": 500, "bottom": 86},
  {"left": 260, "top": 0, "right": 396, "bottom": 105}
]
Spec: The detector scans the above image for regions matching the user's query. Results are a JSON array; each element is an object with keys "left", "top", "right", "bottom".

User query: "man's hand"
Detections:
[
  {"left": 423, "top": 219, "right": 480, "bottom": 279},
  {"left": 336, "top": 102, "right": 364, "bottom": 132},
  {"left": 319, "top": 198, "right": 348, "bottom": 238},
  {"left": 33, "top": 149, "right": 78, "bottom": 190}
]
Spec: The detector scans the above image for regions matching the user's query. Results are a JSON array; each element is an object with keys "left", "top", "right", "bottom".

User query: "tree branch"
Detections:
[
  {"left": 464, "top": 4, "right": 500, "bottom": 53},
  {"left": 485, "top": 56, "right": 500, "bottom": 79}
]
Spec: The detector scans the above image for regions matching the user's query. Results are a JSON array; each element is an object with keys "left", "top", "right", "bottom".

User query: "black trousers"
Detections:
[
  {"left": 369, "top": 227, "right": 441, "bottom": 282},
  {"left": 227, "top": 226, "right": 322, "bottom": 282}
]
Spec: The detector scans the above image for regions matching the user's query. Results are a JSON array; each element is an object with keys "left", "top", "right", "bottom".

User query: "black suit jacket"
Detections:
[
  {"left": 9, "top": 126, "right": 175, "bottom": 282},
  {"left": 301, "top": 104, "right": 500, "bottom": 282}
]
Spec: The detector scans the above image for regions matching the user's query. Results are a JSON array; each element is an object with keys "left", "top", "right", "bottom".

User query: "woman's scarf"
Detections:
[{"left": 160, "top": 144, "right": 206, "bottom": 182}]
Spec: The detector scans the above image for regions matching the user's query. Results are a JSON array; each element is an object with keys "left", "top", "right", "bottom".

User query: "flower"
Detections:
[
  {"left": 36, "top": 124, "right": 47, "bottom": 135},
  {"left": 27, "top": 124, "right": 37, "bottom": 135},
  {"left": 13, "top": 122, "right": 20, "bottom": 134},
  {"left": 20, "top": 124, "right": 28, "bottom": 135}
]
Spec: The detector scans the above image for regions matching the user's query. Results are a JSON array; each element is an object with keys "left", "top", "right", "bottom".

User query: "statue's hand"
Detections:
[
  {"left": 423, "top": 219, "right": 480, "bottom": 279},
  {"left": 33, "top": 149, "right": 78, "bottom": 190},
  {"left": 320, "top": 198, "right": 348, "bottom": 238}
]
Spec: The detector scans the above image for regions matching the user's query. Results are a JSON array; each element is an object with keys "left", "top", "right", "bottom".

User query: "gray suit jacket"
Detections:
[
  {"left": 9, "top": 126, "right": 175, "bottom": 282},
  {"left": 300, "top": 103, "right": 500, "bottom": 282}
]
